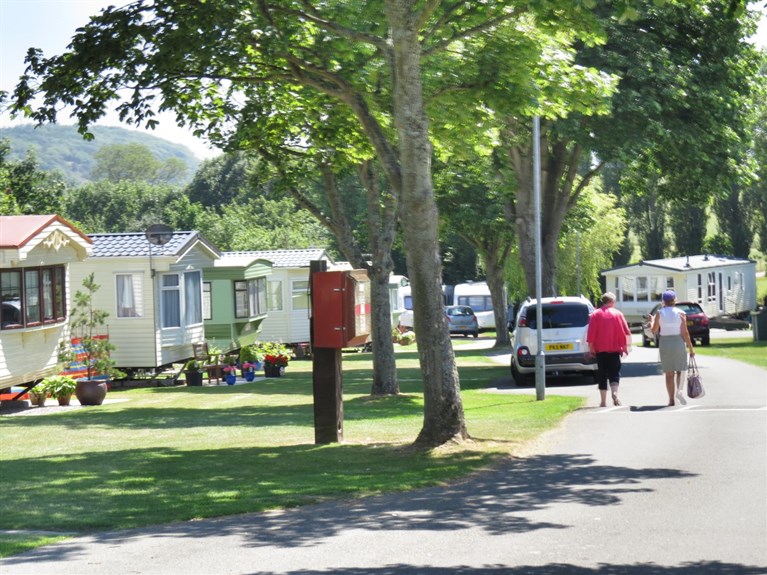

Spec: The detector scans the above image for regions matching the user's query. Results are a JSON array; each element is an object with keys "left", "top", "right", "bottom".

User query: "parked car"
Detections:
[
  {"left": 445, "top": 305, "right": 480, "bottom": 337},
  {"left": 641, "top": 301, "right": 710, "bottom": 347},
  {"left": 397, "top": 305, "right": 479, "bottom": 337},
  {"left": 509, "top": 296, "right": 596, "bottom": 385}
]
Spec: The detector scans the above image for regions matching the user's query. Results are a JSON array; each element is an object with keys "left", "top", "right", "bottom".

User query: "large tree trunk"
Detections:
[
  {"left": 386, "top": 2, "right": 467, "bottom": 447},
  {"left": 360, "top": 161, "right": 399, "bottom": 396}
]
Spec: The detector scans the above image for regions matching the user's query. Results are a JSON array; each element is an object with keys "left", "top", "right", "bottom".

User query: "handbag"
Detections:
[{"left": 687, "top": 355, "right": 705, "bottom": 399}]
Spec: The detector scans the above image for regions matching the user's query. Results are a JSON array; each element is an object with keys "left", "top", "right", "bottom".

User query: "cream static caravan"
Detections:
[
  {"left": 1, "top": 215, "right": 92, "bottom": 392},
  {"left": 69, "top": 231, "right": 221, "bottom": 377},
  {"left": 601, "top": 254, "right": 757, "bottom": 324}
]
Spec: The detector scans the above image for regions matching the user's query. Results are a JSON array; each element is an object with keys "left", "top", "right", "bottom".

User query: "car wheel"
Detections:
[
  {"left": 473, "top": 331, "right": 479, "bottom": 338},
  {"left": 642, "top": 333, "right": 651, "bottom": 347},
  {"left": 511, "top": 360, "right": 532, "bottom": 386},
  {"left": 702, "top": 334, "right": 710, "bottom": 346}
]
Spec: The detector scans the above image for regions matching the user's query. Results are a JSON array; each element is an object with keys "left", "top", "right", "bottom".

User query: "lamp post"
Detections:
[{"left": 533, "top": 116, "right": 545, "bottom": 401}]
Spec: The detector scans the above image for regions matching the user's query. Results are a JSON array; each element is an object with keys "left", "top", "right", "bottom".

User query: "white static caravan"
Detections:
[
  {"left": 601, "top": 254, "right": 757, "bottom": 324},
  {"left": 452, "top": 281, "right": 496, "bottom": 329},
  {"left": 240, "top": 249, "right": 336, "bottom": 344},
  {"left": 388, "top": 274, "right": 410, "bottom": 326},
  {"left": 69, "top": 231, "right": 221, "bottom": 375},
  {"left": 1, "top": 215, "right": 93, "bottom": 392}
]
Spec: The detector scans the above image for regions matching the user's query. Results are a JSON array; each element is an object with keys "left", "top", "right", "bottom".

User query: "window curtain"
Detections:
[
  {"left": 184, "top": 271, "right": 202, "bottom": 325},
  {"left": 116, "top": 274, "right": 137, "bottom": 317}
]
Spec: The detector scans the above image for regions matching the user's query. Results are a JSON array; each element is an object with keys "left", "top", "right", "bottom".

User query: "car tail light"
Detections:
[
  {"left": 700, "top": 316, "right": 709, "bottom": 326},
  {"left": 517, "top": 346, "right": 531, "bottom": 358},
  {"left": 518, "top": 317, "right": 527, "bottom": 327}
]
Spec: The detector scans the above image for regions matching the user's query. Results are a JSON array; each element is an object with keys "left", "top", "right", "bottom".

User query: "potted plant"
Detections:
[
  {"left": 184, "top": 360, "right": 204, "bottom": 387},
  {"left": 41, "top": 375, "right": 77, "bottom": 406},
  {"left": 64, "top": 273, "right": 125, "bottom": 405},
  {"left": 222, "top": 362, "right": 238, "bottom": 385},
  {"left": 239, "top": 345, "right": 262, "bottom": 377},
  {"left": 261, "top": 342, "right": 291, "bottom": 378},
  {"left": 28, "top": 382, "right": 48, "bottom": 407}
]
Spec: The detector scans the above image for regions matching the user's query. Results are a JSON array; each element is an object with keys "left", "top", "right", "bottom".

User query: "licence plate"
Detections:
[
  {"left": 687, "top": 320, "right": 694, "bottom": 326},
  {"left": 545, "top": 342, "right": 574, "bottom": 351}
]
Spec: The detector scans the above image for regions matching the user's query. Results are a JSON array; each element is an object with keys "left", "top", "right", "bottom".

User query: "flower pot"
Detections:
[
  {"left": 185, "top": 371, "right": 204, "bottom": 386},
  {"left": 244, "top": 371, "right": 255, "bottom": 382},
  {"left": 30, "top": 393, "right": 47, "bottom": 407},
  {"left": 225, "top": 373, "right": 237, "bottom": 385},
  {"left": 57, "top": 394, "right": 73, "bottom": 406},
  {"left": 264, "top": 364, "right": 282, "bottom": 378},
  {"left": 75, "top": 379, "right": 108, "bottom": 406}
]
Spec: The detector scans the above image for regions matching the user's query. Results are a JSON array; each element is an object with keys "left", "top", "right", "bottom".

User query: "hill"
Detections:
[{"left": 1, "top": 124, "right": 201, "bottom": 185}]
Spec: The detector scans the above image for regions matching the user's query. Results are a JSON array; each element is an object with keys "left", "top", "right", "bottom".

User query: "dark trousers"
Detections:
[{"left": 596, "top": 352, "right": 622, "bottom": 390}]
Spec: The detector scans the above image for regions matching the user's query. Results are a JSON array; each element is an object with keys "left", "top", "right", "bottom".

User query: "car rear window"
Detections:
[
  {"left": 524, "top": 303, "right": 590, "bottom": 329},
  {"left": 677, "top": 303, "right": 703, "bottom": 314},
  {"left": 446, "top": 307, "right": 473, "bottom": 317}
]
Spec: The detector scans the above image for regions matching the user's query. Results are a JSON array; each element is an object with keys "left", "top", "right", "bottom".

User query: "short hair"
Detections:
[{"left": 601, "top": 292, "right": 616, "bottom": 304}]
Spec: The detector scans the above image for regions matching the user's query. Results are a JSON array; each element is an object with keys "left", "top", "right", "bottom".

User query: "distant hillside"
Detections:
[{"left": 1, "top": 124, "right": 201, "bottom": 185}]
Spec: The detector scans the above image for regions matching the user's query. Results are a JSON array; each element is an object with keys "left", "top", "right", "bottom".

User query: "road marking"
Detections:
[{"left": 594, "top": 406, "right": 767, "bottom": 413}]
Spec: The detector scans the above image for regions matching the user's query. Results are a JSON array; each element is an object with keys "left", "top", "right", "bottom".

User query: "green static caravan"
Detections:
[
  {"left": 0, "top": 215, "right": 93, "bottom": 393},
  {"left": 202, "top": 253, "right": 273, "bottom": 352},
  {"left": 68, "top": 230, "right": 221, "bottom": 377}
]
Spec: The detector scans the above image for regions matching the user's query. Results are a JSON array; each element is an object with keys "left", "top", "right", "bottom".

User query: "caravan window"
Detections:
[
  {"left": 267, "top": 280, "right": 283, "bottom": 311},
  {"left": 292, "top": 280, "right": 309, "bottom": 310},
  {"left": 457, "top": 295, "right": 493, "bottom": 312},
  {"left": 116, "top": 274, "right": 142, "bottom": 318},
  {"left": 160, "top": 271, "right": 202, "bottom": 328},
  {"left": 1, "top": 266, "right": 66, "bottom": 329}
]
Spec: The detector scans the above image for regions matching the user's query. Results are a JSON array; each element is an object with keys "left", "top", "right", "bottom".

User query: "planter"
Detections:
[
  {"left": 57, "top": 394, "right": 73, "bottom": 406},
  {"left": 244, "top": 370, "right": 255, "bottom": 382},
  {"left": 225, "top": 373, "right": 237, "bottom": 385},
  {"left": 75, "top": 379, "right": 108, "bottom": 406},
  {"left": 264, "top": 364, "right": 282, "bottom": 378},
  {"left": 185, "top": 371, "right": 204, "bottom": 387},
  {"left": 30, "top": 393, "right": 47, "bottom": 407}
]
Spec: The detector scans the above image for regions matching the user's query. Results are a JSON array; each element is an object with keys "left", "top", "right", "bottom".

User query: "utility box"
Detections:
[
  {"left": 312, "top": 269, "right": 371, "bottom": 348},
  {"left": 753, "top": 309, "right": 767, "bottom": 342}
]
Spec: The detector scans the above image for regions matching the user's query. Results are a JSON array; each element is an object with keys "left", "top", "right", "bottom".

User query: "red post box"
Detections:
[{"left": 312, "top": 269, "right": 371, "bottom": 348}]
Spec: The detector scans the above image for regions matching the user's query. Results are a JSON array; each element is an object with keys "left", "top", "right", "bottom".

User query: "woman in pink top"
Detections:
[{"left": 587, "top": 292, "right": 632, "bottom": 407}]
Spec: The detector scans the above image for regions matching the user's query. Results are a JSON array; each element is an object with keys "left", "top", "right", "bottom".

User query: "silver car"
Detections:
[{"left": 444, "top": 305, "right": 480, "bottom": 338}]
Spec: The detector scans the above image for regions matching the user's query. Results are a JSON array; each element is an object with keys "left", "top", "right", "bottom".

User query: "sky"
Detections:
[
  {"left": 1, "top": 1, "right": 766, "bottom": 162},
  {"left": 0, "top": 0, "right": 220, "bottom": 160}
]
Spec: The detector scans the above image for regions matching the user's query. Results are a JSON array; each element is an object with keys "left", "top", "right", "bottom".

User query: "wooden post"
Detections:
[{"left": 310, "top": 260, "right": 344, "bottom": 443}]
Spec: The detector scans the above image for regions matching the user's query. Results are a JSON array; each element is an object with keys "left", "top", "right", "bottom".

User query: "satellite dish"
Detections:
[{"left": 145, "top": 224, "right": 174, "bottom": 246}]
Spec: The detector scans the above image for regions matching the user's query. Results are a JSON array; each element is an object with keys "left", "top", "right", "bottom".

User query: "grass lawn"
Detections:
[
  {"left": 0, "top": 341, "right": 583, "bottom": 557},
  {"left": 693, "top": 337, "right": 767, "bottom": 369}
]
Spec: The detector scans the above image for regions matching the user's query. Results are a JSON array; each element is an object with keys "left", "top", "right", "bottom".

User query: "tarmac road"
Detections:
[{"left": 1, "top": 335, "right": 765, "bottom": 575}]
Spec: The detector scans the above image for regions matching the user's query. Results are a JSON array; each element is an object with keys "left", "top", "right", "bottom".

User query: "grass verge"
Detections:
[
  {"left": 692, "top": 337, "right": 767, "bottom": 369},
  {"left": 0, "top": 342, "right": 583, "bottom": 556}
]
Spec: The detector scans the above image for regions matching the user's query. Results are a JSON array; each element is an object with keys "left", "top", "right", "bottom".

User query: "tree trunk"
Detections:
[
  {"left": 483, "top": 250, "right": 510, "bottom": 347},
  {"left": 386, "top": 2, "right": 467, "bottom": 447}
]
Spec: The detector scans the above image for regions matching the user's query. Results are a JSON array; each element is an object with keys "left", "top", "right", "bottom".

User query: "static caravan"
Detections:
[
  {"left": 388, "top": 274, "right": 410, "bottom": 326},
  {"left": 601, "top": 254, "right": 757, "bottom": 324},
  {"left": 1, "top": 215, "right": 92, "bottom": 392},
  {"left": 453, "top": 281, "right": 496, "bottom": 329},
  {"left": 239, "top": 249, "right": 335, "bottom": 344},
  {"left": 69, "top": 231, "right": 221, "bottom": 376},
  {"left": 202, "top": 253, "right": 273, "bottom": 352}
]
